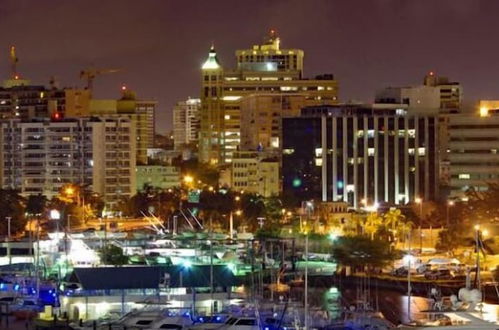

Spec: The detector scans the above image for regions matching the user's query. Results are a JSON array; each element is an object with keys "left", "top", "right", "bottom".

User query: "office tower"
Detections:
[
  {"left": 199, "top": 31, "right": 338, "bottom": 164},
  {"left": 448, "top": 102, "right": 499, "bottom": 199},
  {"left": 173, "top": 98, "right": 201, "bottom": 150},
  {"left": 240, "top": 93, "right": 306, "bottom": 151},
  {"left": 0, "top": 117, "right": 136, "bottom": 209},
  {"left": 282, "top": 104, "right": 438, "bottom": 208},
  {"left": 376, "top": 73, "right": 462, "bottom": 194}
]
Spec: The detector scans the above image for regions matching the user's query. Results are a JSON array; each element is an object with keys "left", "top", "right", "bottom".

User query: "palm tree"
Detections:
[
  {"left": 364, "top": 213, "right": 383, "bottom": 240},
  {"left": 383, "top": 209, "right": 406, "bottom": 242}
]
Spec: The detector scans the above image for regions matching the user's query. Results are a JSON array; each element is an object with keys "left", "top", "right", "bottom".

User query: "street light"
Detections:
[
  {"left": 446, "top": 200, "right": 454, "bottom": 227},
  {"left": 183, "top": 175, "right": 194, "bottom": 185},
  {"left": 415, "top": 197, "right": 423, "bottom": 252}
]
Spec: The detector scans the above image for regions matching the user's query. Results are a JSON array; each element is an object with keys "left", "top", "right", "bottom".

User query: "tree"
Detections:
[
  {"left": 0, "top": 189, "right": 26, "bottom": 235},
  {"left": 26, "top": 194, "right": 47, "bottom": 216},
  {"left": 332, "top": 235, "right": 399, "bottom": 271},
  {"left": 364, "top": 213, "right": 383, "bottom": 240},
  {"left": 100, "top": 245, "right": 128, "bottom": 265},
  {"left": 436, "top": 221, "right": 472, "bottom": 255}
]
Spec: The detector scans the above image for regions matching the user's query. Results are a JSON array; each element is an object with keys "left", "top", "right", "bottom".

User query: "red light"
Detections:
[
  {"left": 53, "top": 112, "right": 61, "bottom": 120},
  {"left": 14, "top": 75, "right": 19, "bottom": 80},
  {"left": 121, "top": 85, "right": 127, "bottom": 91},
  {"left": 429, "top": 71, "right": 434, "bottom": 76}
]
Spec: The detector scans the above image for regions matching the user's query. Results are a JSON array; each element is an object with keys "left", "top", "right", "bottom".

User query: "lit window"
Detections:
[
  {"left": 315, "top": 158, "right": 322, "bottom": 166},
  {"left": 315, "top": 148, "right": 322, "bottom": 157},
  {"left": 418, "top": 147, "right": 426, "bottom": 156},
  {"left": 283, "top": 149, "right": 294, "bottom": 155},
  {"left": 368, "top": 148, "right": 375, "bottom": 156},
  {"left": 224, "top": 115, "right": 231, "bottom": 120},
  {"left": 408, "top": 148, "right": 415, "bottom": 155},
  {"left": 458, "top": 174, "right": 470, "bottom": 179},
  {"left": 317, "top": 86, "right": 325, "bottom": 91}
]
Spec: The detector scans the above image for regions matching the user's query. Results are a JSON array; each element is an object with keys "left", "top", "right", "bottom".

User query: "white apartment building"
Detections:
[
  {"left": 173, "top": 98, "right": 200, "bottom": 150},
  {"left": 0, "top": 117, "right": 136, "bottom": 208}
]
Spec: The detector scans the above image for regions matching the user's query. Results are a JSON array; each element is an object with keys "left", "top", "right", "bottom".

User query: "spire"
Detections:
[{"left": 202, "top": 45, "right": 221, "bottom": 70}]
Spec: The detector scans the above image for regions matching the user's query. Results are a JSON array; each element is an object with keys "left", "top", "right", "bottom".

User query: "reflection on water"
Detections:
[
  {"left": 305, "top": 286, "right": 499, "bottom": 325},
  {"left": 322, "top": 287, "right": 342, "bottom": 320}
]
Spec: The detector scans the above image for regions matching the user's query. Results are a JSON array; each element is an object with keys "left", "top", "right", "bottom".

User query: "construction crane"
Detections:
[
  {"left": 10, "top": 46, "right": 19, "bottom": 79},
  {"left": 79, "top": 67, "right": 121, "bottom": 92}
]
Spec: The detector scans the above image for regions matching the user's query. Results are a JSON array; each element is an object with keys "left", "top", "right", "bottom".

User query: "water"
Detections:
[{"left": 302, "top": 284, "right": 499, "bottom": 325}]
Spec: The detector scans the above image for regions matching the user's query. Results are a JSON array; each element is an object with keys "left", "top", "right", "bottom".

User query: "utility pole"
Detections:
[{"left": 5, "top": 217, "right": 11, "bottom": 241}]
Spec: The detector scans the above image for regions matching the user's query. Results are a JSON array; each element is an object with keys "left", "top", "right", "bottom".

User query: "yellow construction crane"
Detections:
[
  {"left": 79, "top": 67, "right": 121, "bottom": 92},
  {"left": 10, "top": 46, "right": 19, "bottom": 79}
]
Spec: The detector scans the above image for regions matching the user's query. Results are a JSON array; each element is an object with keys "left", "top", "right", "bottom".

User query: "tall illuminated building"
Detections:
[
  {"left": 199, "top": 31, "right": 339, "bottom": 164},
  {"left": 173, "top": 97, "right": 201, "bottom": 150}
]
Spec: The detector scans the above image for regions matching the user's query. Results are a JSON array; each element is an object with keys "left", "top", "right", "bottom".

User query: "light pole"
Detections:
[
  {"left": 67, "top": 214, "right": 72, "bottom": 233},
  {"left": 446, "top": 200, "right": 454, "bottom": 227},
  {"left": 5, "top": 217, "right": 11, "bottom": 241},
  {"left": 415, "top": 197, "right": 423, "bottom": 252}
]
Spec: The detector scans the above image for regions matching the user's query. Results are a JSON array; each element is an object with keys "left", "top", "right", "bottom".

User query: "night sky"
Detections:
[{"left": 0, "top": 0, "right": 498, "bottom": 134}]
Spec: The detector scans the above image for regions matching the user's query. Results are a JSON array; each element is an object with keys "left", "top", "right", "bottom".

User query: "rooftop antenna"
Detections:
[{"left": 9, "top": 46, "right": 19, "bottom": 79}]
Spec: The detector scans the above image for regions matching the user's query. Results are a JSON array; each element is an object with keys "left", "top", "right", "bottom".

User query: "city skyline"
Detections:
[{"left": 1, "top": 0, "right": 498, "bottom": 134}]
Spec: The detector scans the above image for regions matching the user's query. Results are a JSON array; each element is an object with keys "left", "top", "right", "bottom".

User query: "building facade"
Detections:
[
  {"left": 240, "top": 93, "right": 306, "bottom": 151},
  {"left": 136, "top": 165, "right": 181, "bottom": 191},
  {"left": 199, "top": 31, "right": 339, "bottom": 164},
  {"left": 0, "top": 117, "right": 136, "bottom": 208},
  {"left": 228, "top": 151, "right": 279, "bottom": 197},
  {"left": 173, "top": 98, "right": 200, "bottom": 150},
  {"left": 448, "top": 109, "right": 499, "bottom": 199},
  {"left": 282, "top": 104, "right": 439, "bottom": 208}
]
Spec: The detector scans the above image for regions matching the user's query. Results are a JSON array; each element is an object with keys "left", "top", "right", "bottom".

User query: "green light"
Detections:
[
  {"left": 227, "top": 262, "right": 237, "bottom": 274},
  {"left": 182, "top": 259, "right": 192, "bottom": 268},
  {"left": 292, "top": 178, "right": 302, "bottom": 188}
]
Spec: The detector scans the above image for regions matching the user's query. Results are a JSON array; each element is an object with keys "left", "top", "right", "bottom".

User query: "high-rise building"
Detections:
[
  {"left": 282, "top": 104, "right": 439, "bottom": 208},
  {"left": 0, "top": 84, "right": 68, "bottom": 120},
  {"left": 240, "top": 93, "right": 306, "bottom": 151},
  {"left": 375, "top": 73, "right": 462, "bottom": 193},
  {"left": 0, "top": 117, "right": 136, "bottom": 208},
  {"left": 173, "top": 98, "right": 200, "bottom": 150},
  {"left": 88, "top": 89, "right": 156, "bottom": 165},
  {"left": 448, "top": 102, "right": 499, "bottom": 199},
  {"left": 199, "top": 31, "right": 339, "bottom": 164}
]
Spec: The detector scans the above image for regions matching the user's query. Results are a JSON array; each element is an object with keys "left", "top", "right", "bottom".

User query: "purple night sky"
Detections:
[{"left": 0, "top": 0, "right": 498, "bottom": 133}]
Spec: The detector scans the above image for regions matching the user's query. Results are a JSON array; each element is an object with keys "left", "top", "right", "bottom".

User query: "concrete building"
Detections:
[
  {"left": 376, "top": 73, "right": 462, "bottom": 193},
  {"left": 375, "top": 85, "right": 441, "bottom": 115},
  {"left": 0, "top": 84, "right": 68, "bottom": 120},
  {"left": 88, "top": 89, "right": 156, "bottom": 165},
  {"left": 423, "top": 72, "right": 462, "bottom": 113},
  {"left": 240, "top": 93, "right": 306, "bottom": 151},
  {"left": 448, "top": 106, "right": 499, "bottom": 199},
  {"left": 0, "top": 117, "right": 136, "bottom": 208},
  {"left": 136, "top": 165, "right": 181, "bottom": 191},
  {"left": 199, "top": 31, "right": 338, "bottom": 164},
  {"left": 282, "top": 104, "right": 439, "bottom": 208},
  {"left": 173, "top": 98, "right": 200, "bottom": 150},
  {"left": 228, "top": 151, "right": 279, "bottom": 196}
]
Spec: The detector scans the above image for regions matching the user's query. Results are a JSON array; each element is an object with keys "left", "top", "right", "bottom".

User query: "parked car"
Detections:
[{"left": 424, "top": 269, "right": 454, "bottom": 280}]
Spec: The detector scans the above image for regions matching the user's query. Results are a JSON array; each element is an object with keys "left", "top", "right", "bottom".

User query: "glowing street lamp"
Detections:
[
  {"left": 446, "top": 200, "right": 454, "bottom": 226},
  {"left": 183, "top": 175, "right": 194, "bottom": 185}
]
